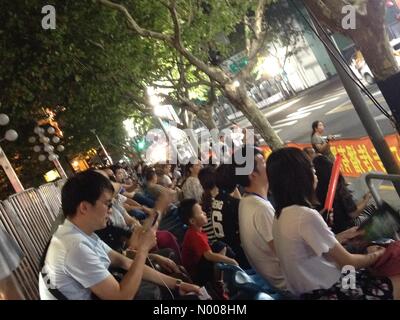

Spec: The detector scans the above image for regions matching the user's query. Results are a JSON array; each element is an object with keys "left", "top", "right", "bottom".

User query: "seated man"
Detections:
[{"left": 39, "top": 170, "right": 200, "bottom": 300}]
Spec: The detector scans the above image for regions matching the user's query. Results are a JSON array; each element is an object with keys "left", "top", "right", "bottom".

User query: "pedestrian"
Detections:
[{"left": 310, "top": 120, "right": 335, "bottom": 162}]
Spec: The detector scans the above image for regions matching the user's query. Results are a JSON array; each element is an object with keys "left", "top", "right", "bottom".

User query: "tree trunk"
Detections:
[
  {"left": 303, "top": 0, "right": 400, "bottom": 132},
  {"left": 223, "top": 83, "right": 284, "bottom": 150}
]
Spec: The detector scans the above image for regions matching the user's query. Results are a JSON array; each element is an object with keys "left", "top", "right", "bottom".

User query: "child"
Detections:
[{"left": 179, "top": 199, "right": 238, "bottom": 288}]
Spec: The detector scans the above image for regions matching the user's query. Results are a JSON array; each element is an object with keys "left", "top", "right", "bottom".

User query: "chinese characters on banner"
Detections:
[{"left": 261, "top": 134, "right": 400, "bottom": 177}]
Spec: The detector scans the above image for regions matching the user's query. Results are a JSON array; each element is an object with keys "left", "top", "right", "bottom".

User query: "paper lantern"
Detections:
[
  {"left": 4, "top": 129, "right": 18, "bottom": 142},
  {"left": 0, "top": 114, "right": 10, "bottom": 126}
]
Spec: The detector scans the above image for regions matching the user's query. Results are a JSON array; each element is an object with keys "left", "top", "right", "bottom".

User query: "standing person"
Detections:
[
  {"left": 233, "top": 146, "right": 286, "bottom": 290},
  {"left": 310, "top": 120, "right": 335, "bottom": 162},
  {"left": 267, "top": 147, "right": 399, "bottom": 299},
  {"left": 39, "top": 170, "right": 200, "bottom": 300}
]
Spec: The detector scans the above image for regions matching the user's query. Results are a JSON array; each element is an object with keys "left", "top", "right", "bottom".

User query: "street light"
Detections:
[
  {"left": 0, "top": 113, "right": 24, "bottom": 193},
  {"left": 90, "top": 129, "right": 113, "bottom": 166},
  {"left": 29, "top": 125, "right": 68, "bottom": 179}
]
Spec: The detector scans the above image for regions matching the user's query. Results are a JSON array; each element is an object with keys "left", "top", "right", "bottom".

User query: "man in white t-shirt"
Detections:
[
  {"left": 234, "top": 147, "right": 286, "bottom": 290},
  {"left": 39, "top": 170, "right": 200, "bottom": 300}
]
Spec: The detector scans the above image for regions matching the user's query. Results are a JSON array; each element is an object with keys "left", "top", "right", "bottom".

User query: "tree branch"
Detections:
[
  {"left": 98, "top": 0, "right": 174, "bottom": 44},
  {"left": 163, "top": 0, "right": 182, "bottom": 45}
]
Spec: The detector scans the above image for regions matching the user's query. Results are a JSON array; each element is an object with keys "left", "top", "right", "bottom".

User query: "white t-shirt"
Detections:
[
  {"left": 238, "top": 195, "right": 285, "bottom": 289},
  {"left": 182, "top": 177, "right": 203, "bottom": 203},
  {"left": 272, "top": 205, "right": 341, "bottom": 296},
  {"left": 39, "top": 219, "right": 112, "bottom": 300},
  {"left": 109, "top": 203, "right": 129, "bottom": 229},
  {"left": 116, "top": 194, "right": 127, "bottom": 207}
]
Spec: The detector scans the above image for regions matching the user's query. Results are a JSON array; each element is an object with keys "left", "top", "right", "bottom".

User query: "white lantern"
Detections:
[
  {"left": 33, "top": 145, "right": 41, "bottom": 153},
  {"left": 43, "top": 137, "right": 50, "bottom": 144},
  {"left": 56, "top": 145, "right": 65, "bottom": 152},
  {"left": 52, "top": 136, "right": 60, "bottom": 144},
  {"left": 38, "top": 154, "right": 46, "bottom": 162},
  {"left": 48, "top": 154, "right": 57, "bottom": 161},
  {"left": 4, "top": 129, "right": 18, "bottom": 142},
  {"left": 34, "top": 126, "right": 41, "bottom": 134},
  {"left": 28, "top": 136, "right": 36, "bottom": 143},
  {"left": 39, "top": 128, "right": 45, "bottom": 134},
  {"left": 0, "top": 114, "right": 10, "bottom": 126},
  {"left": 47, "top": 127, "right": 55, "bottom": 135},
  {"left": 44, "top": 144, "right": 54, "bottom": 153}
]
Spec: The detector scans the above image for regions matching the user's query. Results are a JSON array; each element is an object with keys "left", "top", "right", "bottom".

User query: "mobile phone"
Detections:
[{"left": 151, "top": 212, "right": 159, "bottom": 227}]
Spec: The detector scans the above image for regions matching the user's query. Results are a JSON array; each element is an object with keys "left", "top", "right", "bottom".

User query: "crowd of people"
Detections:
[{"left": 38, "top": 121, "right": 400, "bottom": 300}]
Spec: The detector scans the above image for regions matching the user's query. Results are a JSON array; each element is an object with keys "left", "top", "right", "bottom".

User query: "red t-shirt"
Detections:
[{"left": 181, "top": 227, "right": 211, "bottom": 278}]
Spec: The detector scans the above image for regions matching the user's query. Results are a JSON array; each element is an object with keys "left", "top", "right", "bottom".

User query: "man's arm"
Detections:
[
  {"left": 90, "top": 249, "right": 148, "bottom": 300},
  {"left": 203, "top": 250, "right": 238, "bottom": 266}
]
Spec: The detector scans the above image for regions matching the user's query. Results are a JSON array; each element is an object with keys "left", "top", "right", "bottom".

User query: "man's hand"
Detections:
[
  {"left": 178, "top": 282, "right": 201, "bottom": 296},
  {"left": 150, "top": 255, "right": 180, "bottom": 274}
]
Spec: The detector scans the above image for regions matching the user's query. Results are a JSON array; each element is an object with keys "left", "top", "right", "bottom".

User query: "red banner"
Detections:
[{"left": 261, "top": 134, "right": 400, "bottom": 177}]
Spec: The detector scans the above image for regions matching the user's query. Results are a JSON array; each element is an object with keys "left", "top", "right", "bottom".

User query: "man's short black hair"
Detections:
[
  {"left": 61, "top": 170, "right": 114, "bottom": 218},
  {"left": 216, "top": 164, "right": 237, "bottom": 193},
  {"left": 233, "top": 146, "right": 263, "bottom": 188},
  {"left": 178, "top": 198, "right": 198, "bottom": 225}
]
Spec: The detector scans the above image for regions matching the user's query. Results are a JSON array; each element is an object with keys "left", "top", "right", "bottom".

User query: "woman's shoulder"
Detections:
[{"left": 282, "top": 205, "right": 320, "bottom": 218}]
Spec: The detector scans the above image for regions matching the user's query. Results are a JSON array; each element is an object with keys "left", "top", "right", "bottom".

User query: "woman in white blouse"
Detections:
[
  {"left": 266, "top": 147, "right": 399, "bottom": 300},
  {"left": 181, "top": 159, "right": 203, "bottom": 203}
]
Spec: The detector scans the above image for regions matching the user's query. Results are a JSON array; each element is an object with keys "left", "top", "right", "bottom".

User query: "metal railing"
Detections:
[{"left": 0, "top": 179, "right": 65, "bottom": 300}]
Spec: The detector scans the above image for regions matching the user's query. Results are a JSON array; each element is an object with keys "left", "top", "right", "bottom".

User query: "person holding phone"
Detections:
[{"left": 40, "top": 171, "right": 200, "bottom": 300}]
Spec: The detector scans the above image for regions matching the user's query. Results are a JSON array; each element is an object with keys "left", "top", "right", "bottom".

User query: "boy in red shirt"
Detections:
[{"left": 179, "top": 199, "right": 238, "bottom": 287}]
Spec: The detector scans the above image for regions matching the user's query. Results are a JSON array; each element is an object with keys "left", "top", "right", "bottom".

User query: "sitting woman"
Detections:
[
  {"left": 313, "top": 155, "right": 374, "bottom": 234},
  {"left": 266, "top": 147, "right": 399, "bottom": 300}
]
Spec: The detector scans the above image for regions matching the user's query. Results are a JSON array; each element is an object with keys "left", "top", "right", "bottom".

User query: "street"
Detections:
[{"left": 235, "top": 76, "right": 397, "bottom": 144}]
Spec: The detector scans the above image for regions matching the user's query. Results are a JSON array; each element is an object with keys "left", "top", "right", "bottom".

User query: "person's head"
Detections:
[
  {"left": 61, "top": 170, "right": 114, "bottom": 230},
  {"left": 313, "top": 155, "right": 346, "bottom": 205},
  {"left": 178, "top": 199, "right": 208, "bottom": 228},
  {"left": 216, "top": 164, "right": 237, "bottom": 194},
  {"left": 184, "top": 158, "right": 202, "bottom": 178},
  {"left": 198, "top": 166, "right": 217, "bottom": 192},
  {"left": 311, "top": 120, "right": 324, "bottom": 136},
  {"left": 163, "top": 163, "right": 172, "bottom": 175},
  {"left": 198, "top": 166, "right": 217, "bottom": 214},
  {"left": 145, "top": 167, "right": 157, "bottom": 184},
  {"left": 303, "top": 147, "right": 316, "bottom": 161},
  {"left": 266, "top": 147, "right": 318, "bottom": 218},
  {"left": 233, "top": 146, "right": 267, "bottom": 189},
  {"left": 147, "top": 184, "right": 172, "bottom": 211},
  {"left": 114, "top": 167, "right": 127, "bottom": 183},
  {"left": 103, "top": 168, "right": 116, "bottom": 181}
]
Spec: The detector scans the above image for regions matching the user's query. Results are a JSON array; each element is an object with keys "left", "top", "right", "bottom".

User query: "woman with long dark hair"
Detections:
[
  {"left": 266, "top": 147, "right": 397, "bottom": 299},
  {"left": 313, "top": 155, "right": 373, "bottom": 234}
]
